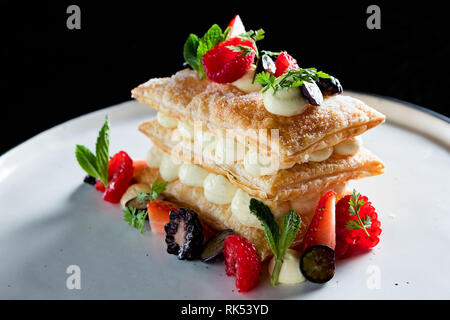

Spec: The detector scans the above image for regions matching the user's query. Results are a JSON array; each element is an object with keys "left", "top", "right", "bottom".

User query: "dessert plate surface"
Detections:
[{"left": 0, "top": 93, "right": 449, "bottom": 299}]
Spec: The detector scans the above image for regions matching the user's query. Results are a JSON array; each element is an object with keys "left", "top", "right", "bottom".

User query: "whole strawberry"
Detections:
[
  {"left": 202, "top": 37, "right": 256, "bottom": 83},
  {"left": 335, "top": 191, "right": 381, "bottom": 259}
]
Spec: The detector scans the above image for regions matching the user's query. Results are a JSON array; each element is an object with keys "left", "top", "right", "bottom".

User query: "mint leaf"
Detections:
[
  {"left": 95, "top": 116, "right": 110, "bottom": 186},
  {"left": 183, "top": 24, "right": 233, "bottom": 79},
  {"left": 196, "top": 24, "right": 224, "bottom": 76},
  {"left": 250, "top": 199, "right": 302, "bottom": 286},
  {"left": 183, "top": 33, "right": 201, "bottom": 73},
  {"left": 249, "top": 198, "right": 280, "bottom": 257},
  {"left": 75, "top": 145, "right": 101, "bottom": 179},
  {"left": 75, "top": 116, "right": 110, "bottom": 185},
  {"left": 278, "top": 210, "right": 301, "bottom": 258}
]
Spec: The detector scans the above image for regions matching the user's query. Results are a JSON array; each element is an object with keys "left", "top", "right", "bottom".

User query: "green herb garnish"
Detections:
[
  {"left": 183, "top": 24, "right": 230, "bottom": 79},
  {"left": 75, "top": 116, "right": 110, "bottom": 186},
  {"left": 249, "top": 198, "right": 301, "bottom": 286},
  {"left": 123, "top": 206, "right": 148, "bottom": 234},
  {"left": 345, "top": 189, "right": 371, "bottom": 236},
  {"left": 134, "top": 178, "right": 168, "bottom": 205},
  {"left": 124, "top": 178, "right": 168, "bottom": 233},
  {"left": 227, "top": 28, "right": 265, "bottom": 59},
  {"left": 256, "top": 68, "right": 331, "bottom": 95}
]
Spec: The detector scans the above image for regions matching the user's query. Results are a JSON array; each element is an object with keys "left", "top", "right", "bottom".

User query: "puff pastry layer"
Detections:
[
  {"left": 139, "top": 119, "right": 385, "bottom": 201},
  {"left": 132, "top": 69, "right": 385, "bottom": 165}
]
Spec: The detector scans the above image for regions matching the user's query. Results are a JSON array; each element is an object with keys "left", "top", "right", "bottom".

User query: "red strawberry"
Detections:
[
  {"left": 227, "top": 15, "right": 246, "bottom": 38},
  {"left": 274, "top": 51, "right": 299, "bottom": 77},
  {"left": 301, "top": 190, "right": 337, "bottom": 252},
  {"left": 223, "top": 235, "right": 261, "bottom": 292},
  {"left": 335, "top": 194, "right": 381, "bottom": 259},
  {"left": 147, "top": 200, "right": 178, "bottom": 235},
  {"left": 202, "top": 37, "right": 255, "bottom": 83},
  {"left": 103, "top": 151, "right": 134, "bottom": 203},
  {"left": 94, "top": 179, "right": 106, "bottom": 192}
]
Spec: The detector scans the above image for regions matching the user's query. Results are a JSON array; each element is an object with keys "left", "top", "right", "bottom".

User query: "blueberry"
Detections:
[
  {"left": 316, "top": 76, "right": 343, "bottom": 96},
  {"left": 200, "top": 229, "right": 234, "bottom": 264}
]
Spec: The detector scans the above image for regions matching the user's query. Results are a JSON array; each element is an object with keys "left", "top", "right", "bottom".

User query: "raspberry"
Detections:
[
  {"left": 335, "top": 194, "right": 382, "bottom": 259},
  {"left": 103, "top": 151, "right": 134, "bottom": 203},
  {"left": 274, "top": 51, "right": 299, "bottom": 77},
  {"left": 202, "top": 37, "right": 255, "bottom": 83},
  {"left": 223, "top": 235, "right": 261, "bottom": 292}
]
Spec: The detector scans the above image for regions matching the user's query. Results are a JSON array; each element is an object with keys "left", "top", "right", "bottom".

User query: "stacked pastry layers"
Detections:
[{"left": 132, "top": 69, "right": 385, "bottom": 260}]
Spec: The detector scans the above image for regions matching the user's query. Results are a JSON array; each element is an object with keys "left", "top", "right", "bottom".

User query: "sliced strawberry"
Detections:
[
  {"left": 274, "top": 51, "right": 299, "bottom": 77},
  {"left": 223, "top": 235, "right": 261, "bottom": 292},
  {"left": 301, "top": 190, "right": 337, "bottom": 252},
  {"left": 227, "top": 14, "right": 246, "bottom": 38},
  {"left": 147, "top": 200, "right": 178, "bottom": 235},
  {"left": 103, "top": 151, "right": 134, "bottom": 203},
  {"left": 202, "top": 37, "right": 255, "bottom": 83}
]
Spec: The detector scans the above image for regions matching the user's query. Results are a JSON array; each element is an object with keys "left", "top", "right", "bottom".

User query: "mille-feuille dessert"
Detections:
[
  {"left": 131, "top": 27, "right": 385, "bottom": 260},
  {"left": 75, "top": 15, "right": 385, "bottom": 291}
]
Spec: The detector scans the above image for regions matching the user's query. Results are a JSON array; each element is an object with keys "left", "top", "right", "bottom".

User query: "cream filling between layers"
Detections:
[
  {"left": 148, "top": 145, "right": 289, "bottom": 228},
  {"left": 164, "top": 121, "right": 363, "bottom": 177}
]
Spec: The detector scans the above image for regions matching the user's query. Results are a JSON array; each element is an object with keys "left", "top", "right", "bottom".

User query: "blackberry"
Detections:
[
  {"left": 83, "top": 175, "right": 96, "bottom": 186},
  {"left": 164, "top": 208, "right": 204, "bottom": 260}
]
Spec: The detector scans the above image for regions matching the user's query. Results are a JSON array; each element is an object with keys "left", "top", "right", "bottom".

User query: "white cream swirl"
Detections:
[
  {"left": 334, "top": 136, "right": 362, "bottom": 156},
  {"left": 178, "top": 164, "right": 209, "bottom": 187},
  {"left": 203, "top": 173, "right": 237, "bottom": 205},
  {"left": 262, "top": 87, "right": 309, "bottom": 117}
]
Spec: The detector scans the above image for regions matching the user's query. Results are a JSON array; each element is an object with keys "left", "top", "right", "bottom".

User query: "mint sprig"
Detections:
[
  {"left": 183, "top": 24, "right": 230, "bottom": 79},
  {"left": 249, "top": 198, "right": 301, "bottom": 286},
  {"left": 75, "top": 116, "right": 110, "bottom": 186},
  {"left": 256, "top": 68, "right": 331, "bottom": 95}
]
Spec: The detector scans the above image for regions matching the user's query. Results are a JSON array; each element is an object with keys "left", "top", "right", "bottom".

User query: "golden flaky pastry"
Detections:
[
  {"left": 138, "top": 119, "right": 384, "bottom": 201},
  {"left": 134, "top": 166, "right": 348, "bottom": 260},
  {"left": 131, "top": 69, "right": 385, "bottom": 165}
]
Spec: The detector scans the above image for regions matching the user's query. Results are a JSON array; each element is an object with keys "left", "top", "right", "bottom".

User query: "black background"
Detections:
[{"left": 1, "top": 1, "right": 449, "bottom": 155}]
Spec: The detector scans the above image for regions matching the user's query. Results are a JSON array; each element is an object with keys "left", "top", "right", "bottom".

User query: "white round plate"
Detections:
[{"left": 0, "top": 93, "right": 449, "bottom": 299}]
